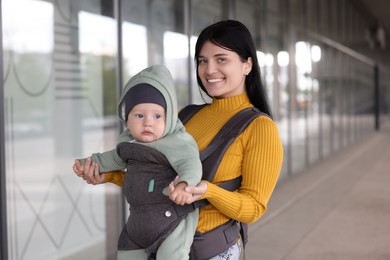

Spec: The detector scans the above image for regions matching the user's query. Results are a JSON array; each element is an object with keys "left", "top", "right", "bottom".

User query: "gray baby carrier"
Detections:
[
  {"left": 118, "top": 104, "right": 264, "bottom": 260},
  {"left": 116, "top": 142, "right": 184, "bottom": 254}
]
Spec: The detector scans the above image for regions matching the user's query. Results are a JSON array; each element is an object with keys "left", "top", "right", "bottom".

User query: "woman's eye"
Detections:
[
  {"left": 217, "top": 57, "right": 226, "bottom": 63},
  {"left": 198, "top": 59, "right": 207, "bottom": 64}
]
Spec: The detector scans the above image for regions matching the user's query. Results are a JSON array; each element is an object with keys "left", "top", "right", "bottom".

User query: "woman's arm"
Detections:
[
  {"left": 104, "top": 170, "right": 125, "bottom": 186},
  {"left": 186, "top": 117, "right": 283, "bottom": 223},
  {"left": 210, "top": 117, "right": 283, "bottom": 223}
]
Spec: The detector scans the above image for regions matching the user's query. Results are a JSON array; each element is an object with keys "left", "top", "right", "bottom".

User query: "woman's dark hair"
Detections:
[{"left": 194, "top": 19, "right": 272, "bottom": 118}]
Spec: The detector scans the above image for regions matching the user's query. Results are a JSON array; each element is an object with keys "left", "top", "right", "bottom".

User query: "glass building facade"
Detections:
[{"left": 1, "top": 0, "right": 389, "bottom": 259}]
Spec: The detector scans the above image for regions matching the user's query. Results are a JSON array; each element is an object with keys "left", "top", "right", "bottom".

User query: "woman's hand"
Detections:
[
  {"left": 185, "top": 181, "right": 208, "bottom": 202},
  {"left": 167, "top": 177, "right": 208, "bottom": 204},
  {"left": 73, "top": 157, "right": 105, "bottom": 185}
]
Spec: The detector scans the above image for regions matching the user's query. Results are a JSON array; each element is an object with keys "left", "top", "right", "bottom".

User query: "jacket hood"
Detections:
[{"left": 118, "top": 65, "right": 179, "bottom": 137}]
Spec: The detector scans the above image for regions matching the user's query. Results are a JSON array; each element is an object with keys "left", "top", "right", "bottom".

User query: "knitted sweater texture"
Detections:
[{"left": 184, "top": 93, "right": 283, "bottom": 233}]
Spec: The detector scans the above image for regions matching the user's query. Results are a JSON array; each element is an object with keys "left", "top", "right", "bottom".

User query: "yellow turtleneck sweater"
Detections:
[
  {"left": 104, "top": 92, "right": 283, "bottom": 233},
  {"left": 184, "top": 93, "right": 283, "bottom": 232}
]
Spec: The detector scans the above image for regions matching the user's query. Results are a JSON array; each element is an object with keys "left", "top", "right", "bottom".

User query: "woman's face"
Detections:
[{"left": 197, "top": 41, "right": 252, "bottom": 98}]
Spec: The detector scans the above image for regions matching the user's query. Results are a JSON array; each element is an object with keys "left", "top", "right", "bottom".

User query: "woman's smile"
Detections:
[{"left": 198, "top": 41, "right": 251, "bottom": 98}]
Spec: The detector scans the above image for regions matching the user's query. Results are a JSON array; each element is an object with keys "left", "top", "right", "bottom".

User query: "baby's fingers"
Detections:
[
  {"left": 172, "top": 176, "right": 180, "bottom": 185},
  {"left": 168, "top": 183, "right": 177, "bottom": 201}
]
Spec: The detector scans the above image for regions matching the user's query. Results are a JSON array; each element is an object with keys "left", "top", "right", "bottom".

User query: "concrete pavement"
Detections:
[{"left": 245, "top": 124, "right": 390, "bottom": 260}]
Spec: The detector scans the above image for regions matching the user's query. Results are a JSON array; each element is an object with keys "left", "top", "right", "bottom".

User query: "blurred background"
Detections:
[{"left": 1, "top": 0, "right": 389, "bottom": 259}]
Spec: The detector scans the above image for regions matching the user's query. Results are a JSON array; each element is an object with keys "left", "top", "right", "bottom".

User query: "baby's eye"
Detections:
[
  {"left": 153, "top": 114, "right": 162, "bottom": 119},
  {"left": 135, "top": 114, "right": 144, "bottom": 119}
]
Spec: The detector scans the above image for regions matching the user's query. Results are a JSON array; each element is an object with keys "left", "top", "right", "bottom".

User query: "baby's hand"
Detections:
[
  {"left": 73, "top": 159, "right": 85, "bottom": 177},
  {"left": 168, "top": 178, "right": 193, "bottom": 205}
]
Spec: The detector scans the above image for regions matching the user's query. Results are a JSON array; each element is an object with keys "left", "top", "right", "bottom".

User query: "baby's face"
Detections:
[{"left": 126, "top": 103, "right": 166, "bottom": 143}]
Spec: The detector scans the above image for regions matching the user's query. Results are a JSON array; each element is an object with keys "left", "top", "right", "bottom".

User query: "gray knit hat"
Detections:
[{"left": 124, "top": 83, "right": 167, "bottom": 120}]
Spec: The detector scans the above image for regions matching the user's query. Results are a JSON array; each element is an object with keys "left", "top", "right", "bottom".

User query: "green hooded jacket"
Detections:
[{"left": 88, "top": 65, "right": 202, "bottom": 187}]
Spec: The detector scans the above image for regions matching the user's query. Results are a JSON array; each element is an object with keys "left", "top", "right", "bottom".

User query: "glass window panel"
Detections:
[
  {"left": 3, "top": 0, "right": 119, "bottom": 259},
  {"left": 237, "top": 0, "right": 289, "bottom": 178},
  {"left": 319, "top": 45, "right": 332, "bottom": 158},
  {"left": 121, "top": 0, "right": 190, "bottom": 108},
  {"left": 306, "top": 42, "right": 321, "bottom": 165},
  {"left": 122, "top": 22, "right": 148, "bottom": 81}
]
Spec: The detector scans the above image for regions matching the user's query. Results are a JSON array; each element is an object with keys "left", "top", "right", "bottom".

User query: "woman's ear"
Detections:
[{"left": 245, "top": 57, "right": 253, "bottom": 75}]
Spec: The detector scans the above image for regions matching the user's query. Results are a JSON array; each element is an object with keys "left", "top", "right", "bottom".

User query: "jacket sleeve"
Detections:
[
  {"left": 77, "top": 148, "right": 127, "bottom": 173},
  {"left": 156, "top": 128, "right": 202, "bottom": 187},
  {"left": 202, "top": 116, "right": 283, "bottom": 223},
  {"left": 89, "top": 149, "right": 127, "bottom": 172},
  {"left": 85, "top": 130, "right": 130, "bottom": 172}
]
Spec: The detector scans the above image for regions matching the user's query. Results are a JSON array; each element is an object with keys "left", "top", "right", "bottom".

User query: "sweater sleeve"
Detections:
[
  {"left": 202, "top": 116, "right": 283, "bottom": 223},
  {"left": 103, "top": 170, "right": 125, "bottom": 186}
]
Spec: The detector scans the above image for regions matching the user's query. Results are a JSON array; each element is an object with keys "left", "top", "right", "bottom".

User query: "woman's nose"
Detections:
[{"left": 205, "top": 61, "right": 217, "bottom": 74}]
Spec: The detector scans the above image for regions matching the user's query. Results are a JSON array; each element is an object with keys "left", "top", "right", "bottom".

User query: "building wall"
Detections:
[{"left": 1, "top": 0, "right": 389, "bottom": 259}]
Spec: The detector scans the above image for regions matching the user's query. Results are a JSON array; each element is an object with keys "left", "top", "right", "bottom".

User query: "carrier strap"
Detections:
[
  {"left": 199, "top": 107, "right": 263, "bottom": 181},
  {"left": 179, "top": 104, "right": 264, "bottom": 183},
  {"left": 176, "top": 104, "right": 264, "bottom": 259},
  {"left": 178, "top": 104, "right": 206, "bottom": 125}
]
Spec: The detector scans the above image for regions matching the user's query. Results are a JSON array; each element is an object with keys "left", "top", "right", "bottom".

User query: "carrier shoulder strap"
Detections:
[
  {"left": 198, "top": 107, "right": 264, "bottom": 182},
  {"left": 177, "top": 105, "right": 264, "bottom": 199},
  {"left": 177, "top": 104, "right": 265, "bottom": 251},
  {"left": 179, "top": 104, "right": 264, "bottom": 183},
  {"left": 178, "top": 104, "right": 206, "bottom": 125}
]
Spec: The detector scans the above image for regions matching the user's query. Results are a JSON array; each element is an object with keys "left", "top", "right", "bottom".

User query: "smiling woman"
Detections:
[{"left": 197, "top": 41, "right": 252, "bottom": 98}]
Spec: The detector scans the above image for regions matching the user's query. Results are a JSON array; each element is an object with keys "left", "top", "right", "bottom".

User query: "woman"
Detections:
[{"left": 77, "top": 20, "right": 283, "bottom": 259}]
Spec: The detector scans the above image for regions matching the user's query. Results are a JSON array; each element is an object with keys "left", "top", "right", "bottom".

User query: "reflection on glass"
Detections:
[
  {"left": 164, "top": 30, "right": 188, "bottom": 82},
  {"left": 265, "top": 53, "right": 274, "bottom": 67},
  {"left": 3, "top": 0, "right": 53, "bottom": 133},
  {"left": 265, "top": 53, "right": 274, "bottom": 102},
  {"left": 79, "top": 11, "right": 116, "bottom": 56},
  {"left": 3, "top": 1, "right": 116, "bottom": 259},
  {"left": 189, "top": 36, "right": 207, "bottom": 104},
  {"left": 164, "top": 31, "right": 190, "bottom": 107},
  {"left": 123, "top": 22, "right": 148, "bottom": 79},
  {"left": 296, "top": 41, "right": 312, "bottom": 92},
  {"left": 295, "top": 41, "right": 312, "bottom": 74},
  {"left": 164, "top": 31, "right": 188, "bottom": 59},
  {"left": 3, "top": 0, "right": 53, "bottom": 53},
  {"left": 257, "top": 51, "right": 266, "bottom": 74},
  {"left": 277, "top": 51, "right": 289, "bottom": 67},
  {"left": 311, "top": 45, "right": 321, "bottom": 63}
]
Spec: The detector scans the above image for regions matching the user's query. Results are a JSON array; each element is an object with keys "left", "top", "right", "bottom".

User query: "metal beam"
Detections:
[{"left": 0, "top": 0, "right": 9, "bottom": 258}]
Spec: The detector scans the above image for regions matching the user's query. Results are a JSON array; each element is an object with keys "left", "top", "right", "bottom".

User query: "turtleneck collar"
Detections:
[{"left": 209, "top": 92, "right": 252, "bottom": 113}]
